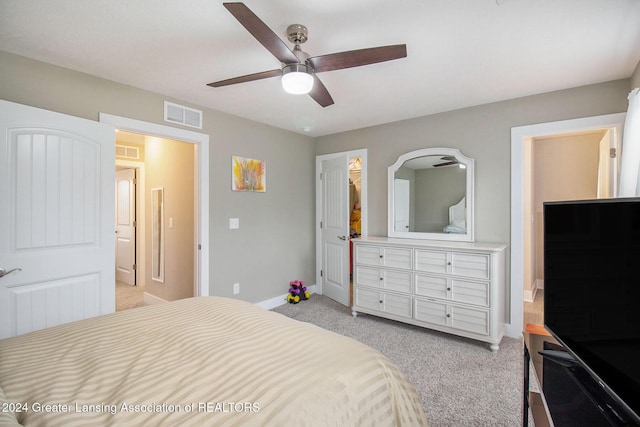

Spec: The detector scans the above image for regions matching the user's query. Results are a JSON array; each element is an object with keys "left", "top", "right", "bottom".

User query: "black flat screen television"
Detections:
[{"left": 544, "top": 198, "right": 640, "bottom": 425}]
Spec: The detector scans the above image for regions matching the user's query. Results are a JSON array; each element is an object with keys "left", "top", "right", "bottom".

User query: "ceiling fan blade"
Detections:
[
  {"left": 434, "top": 161, "right": 458, "bottom": 168},
  {"left": 307, "top": 44, "right": 407, "bottom": 73},
  {"left": 207, "top": 69, "right": 282, "bottom": 87},
  {"left": 309, "top": 76, "right": 334, "bottom": 107},
  {"left": 223, "top": 3, "right": 299, "bottom": 64}
]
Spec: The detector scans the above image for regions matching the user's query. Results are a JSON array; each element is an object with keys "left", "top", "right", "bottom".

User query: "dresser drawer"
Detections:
[
  {"left": 451, "top": 253, "right": 490, "bottom": 279},
  {"left": 355, "top": 245, "right": 412, "bottom": 270},
  {"left": 354, "top": 288, "right": 412, "bottom": 319},
  {"left": 451, "top": 279, "right": 489, "bottom": 307},
  {"left": 413, "top": 298, "right": 448, "bottom": 327},
  {"left": 415, "top": 249, "right": 489, "bottom": 279},
  {"left": 450, "top": 304, "right": 489, "bottom": 336},
  {"left": 414, "top": 250, "right": 448, "bottom": 274},
  {"left": 414, "top": 274, "right": 489, "bottom": 307},
  {"left": 414, "top": 297, "right": 489, "bottom": 336},
  {"left": 355, "top": 266, "right": 412, "bottom": 293}
]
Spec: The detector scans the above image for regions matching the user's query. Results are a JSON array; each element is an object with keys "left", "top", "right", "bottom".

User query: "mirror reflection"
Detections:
[
  {"left": 394, "top": 155, "right": 467, "bottom": 233},
  {"left": 388, "top": 148, "right": 474, "bottom": 241}
]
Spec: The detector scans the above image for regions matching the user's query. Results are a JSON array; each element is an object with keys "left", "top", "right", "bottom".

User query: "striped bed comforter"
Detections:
[{"left": 0, "top": 296, "right": 428, "bottom": 426}]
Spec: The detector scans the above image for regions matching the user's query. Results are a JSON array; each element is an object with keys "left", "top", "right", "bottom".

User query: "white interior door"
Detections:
[
  {"left": 115, "top": 168, "right": 136, "bottom": 285},
  {"left": 321, "top": 155, "right": 350, "bottom": 306},
  {"left": 394, "top": 178, "right": 410, "bottom": 232},
  {"left": 0, "top": 100, "right": 115, "bottom": 339}
]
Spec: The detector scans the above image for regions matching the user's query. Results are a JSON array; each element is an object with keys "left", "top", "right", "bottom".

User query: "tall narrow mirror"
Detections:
[
  {"left": 151, "top": 187, "right": 165, "bottom": 282},
  {"left": 388, "top": 148, "right": 475, "bottom": 241}
]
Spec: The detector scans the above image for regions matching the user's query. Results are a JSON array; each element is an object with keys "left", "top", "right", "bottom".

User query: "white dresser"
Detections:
[{"left": 351, "top": 236, "right": 507, "bottom": 351}]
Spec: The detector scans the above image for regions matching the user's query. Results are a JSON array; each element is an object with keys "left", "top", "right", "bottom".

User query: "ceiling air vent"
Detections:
[{"left": 164, "top": 101, "right": 203, "bottom": 129}]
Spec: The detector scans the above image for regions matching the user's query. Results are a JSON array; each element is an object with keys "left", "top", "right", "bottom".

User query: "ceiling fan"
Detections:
[
  {"left": 207, "top": 2, "right": 407, "bottom": 107},
  {"left": 433, "top": 156, "right": 460, "bottom": 167}
]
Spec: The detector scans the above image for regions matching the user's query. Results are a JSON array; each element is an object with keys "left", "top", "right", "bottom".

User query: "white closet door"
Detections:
[{"left": 321, "top": 155, "right": 350, "bottom": 306}]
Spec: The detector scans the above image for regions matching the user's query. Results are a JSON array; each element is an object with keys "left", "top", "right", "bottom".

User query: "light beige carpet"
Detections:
[{"left": 115, "top": 280, "right": 148, "bottom": 311}]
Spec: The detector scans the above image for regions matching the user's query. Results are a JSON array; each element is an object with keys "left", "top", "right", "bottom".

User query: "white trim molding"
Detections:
[{"left": 100, "top": 113, "right": 210, "bottom": 297}]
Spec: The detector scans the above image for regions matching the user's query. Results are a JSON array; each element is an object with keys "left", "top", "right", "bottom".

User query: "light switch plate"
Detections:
[{"left": 229, "top": 218, "right": 239, "bottom": 229}]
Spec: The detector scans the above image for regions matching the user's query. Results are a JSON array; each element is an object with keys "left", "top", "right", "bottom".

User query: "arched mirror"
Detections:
[{"left": 388, "top": 148, "right": 474, "bottom": 241}]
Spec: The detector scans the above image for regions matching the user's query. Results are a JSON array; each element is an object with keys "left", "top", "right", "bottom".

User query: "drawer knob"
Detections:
[
  {"left": 447, "top": 287, "right": 451, "bottom": 291},
  {"left": 379, "top": 277, "right": 383, "bottom": 280},
  {"left": 379, "top": 255, "right": 383, "bottom": 258},
  {"left": 447, "top": 261, "right": 452, "bottom": 266},
  {"left": 446, "top": 313, "right": 451, "bottom": 318},
  {"left": 379, "top": 300, "right": 383, "bottom": 304}
]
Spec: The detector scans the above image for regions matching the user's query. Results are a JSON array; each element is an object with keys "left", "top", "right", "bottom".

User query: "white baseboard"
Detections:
[
  {"left": 256, "top": 284, "right": 318, "bottom": 310},
  {"left": 523, "top": 280, "right": 536, "bottom": 303},
  {"left": 523, "top": 279, "right": 545, "bottom": 303},
  {"left": 144, "top": 286, "right": 319, "bottom": 309},
  {"left": 144, "top": 292, "right": 168, "bottom": 305},
  {"left": 523, "top": 289, "right": 534, "bottom": 303}
]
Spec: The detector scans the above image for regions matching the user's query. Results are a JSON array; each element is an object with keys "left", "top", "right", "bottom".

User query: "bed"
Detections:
[
  {"left": 0, "top": 297, "right": 428, "bottom": 426},
  {"left": 442, "top": 196, "right": 467, "bottom": 234}
]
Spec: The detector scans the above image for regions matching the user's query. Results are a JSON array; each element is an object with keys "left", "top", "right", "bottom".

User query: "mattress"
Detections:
[{"left": 0, "top": 296, "right": 428, "bottom": 426}]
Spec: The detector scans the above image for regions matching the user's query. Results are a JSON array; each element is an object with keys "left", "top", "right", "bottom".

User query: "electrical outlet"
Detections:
[{"left": 233, "top": 282, "right": 240, "bottom": 294}]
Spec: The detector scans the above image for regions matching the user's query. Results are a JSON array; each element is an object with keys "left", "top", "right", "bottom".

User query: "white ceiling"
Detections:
[{"left": 1, "top": 0, "right": 639, "bottom": 137}]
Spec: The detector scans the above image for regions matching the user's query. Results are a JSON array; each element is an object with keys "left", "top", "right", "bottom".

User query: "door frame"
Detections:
[
  {"left": 315, "top": 149, "right": 368, "bottom": 296},
  {"left": 100, "top": 114, "right": 209, "bottom": 297},
  {"left": 509, "top": 112, "right": 625, "bottom": 338}
]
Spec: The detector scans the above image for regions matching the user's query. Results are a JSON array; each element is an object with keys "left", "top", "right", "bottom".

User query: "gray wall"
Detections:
[
  {"left": 0, "top": 51, "right": 316, "bottom": 303},
  {"left": 1, "top": 50, "right": 635, "bottom": 309},
  {"left": 631, "top": 60, "right": 640, "bottom": 89},
  {"left": 316, "top": 80, "right": 630, "bottom": 242},
  {"left": 414, "top": 166, "right": 465, "bottom": 232}
]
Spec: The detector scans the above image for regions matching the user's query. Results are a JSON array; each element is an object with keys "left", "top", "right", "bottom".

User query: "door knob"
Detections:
[
  {"left": 337, "top": 235, "right": 347, "bottom": 241},
  {"left": 0, "top": 268, "right": 22, "bottom": 278}
]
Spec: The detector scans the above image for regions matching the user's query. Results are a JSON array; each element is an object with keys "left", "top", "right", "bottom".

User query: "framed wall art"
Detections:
[{"left": 232, "top": 155, "right": 266, "bottom": 192}]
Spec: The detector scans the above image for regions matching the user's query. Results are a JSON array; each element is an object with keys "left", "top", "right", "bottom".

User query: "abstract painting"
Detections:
[{"left": 232, "top": 155, "right": 266, "bottom": 192}]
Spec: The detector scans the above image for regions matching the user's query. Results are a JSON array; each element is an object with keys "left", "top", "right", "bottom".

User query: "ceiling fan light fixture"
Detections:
[{"left": 281, "top": 63, "right": 314, "bottom": 95}]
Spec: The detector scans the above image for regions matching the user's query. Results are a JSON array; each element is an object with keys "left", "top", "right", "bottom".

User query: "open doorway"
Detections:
[
  {"left": 316, "top": 149, "right": 368, "bottom": 307},
  {"left": 100, "top": 113, "right": 210, "bottom": 296},
  {"left": 101, "top": 113, "right": 210, "bottom": 302},
  {"left": 114, "top": 130, "right": 197, "bottom": 310},
  {"left": 523, "top": 129, "right": 616, "bottom": 326},
  {"left": 510, "top": 113, "right": 625, "bottom": 337}
]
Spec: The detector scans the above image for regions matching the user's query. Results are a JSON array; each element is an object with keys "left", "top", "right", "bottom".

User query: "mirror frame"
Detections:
[
  {"left": 388, "top": 148, "right": 475, "bottom": 242},
  {"left": 151, "top": 187, "right": 165, "bottom": 283}
]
